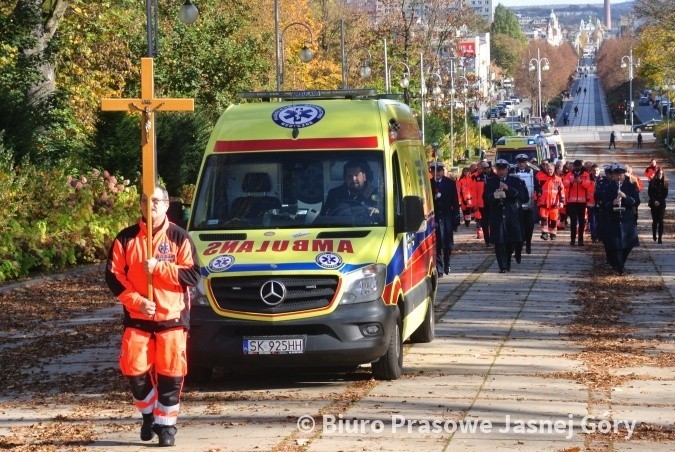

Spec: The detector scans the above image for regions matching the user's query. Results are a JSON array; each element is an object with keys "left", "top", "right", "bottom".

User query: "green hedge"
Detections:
[{"left": 0, "top": 159, "right": 140, "bottom": 283}]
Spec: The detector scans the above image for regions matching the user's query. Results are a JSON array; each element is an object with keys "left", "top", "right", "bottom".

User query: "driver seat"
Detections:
[{"left": 231, "top": 173, "right": 281, "bottom": 220}]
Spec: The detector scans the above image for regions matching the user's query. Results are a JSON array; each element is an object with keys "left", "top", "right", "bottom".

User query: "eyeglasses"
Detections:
[{"left": 142, "top": 197, "right": 169, "bottom": 205}]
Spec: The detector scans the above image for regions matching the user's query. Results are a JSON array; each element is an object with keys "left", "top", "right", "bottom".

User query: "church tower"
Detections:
[{"left": 604, "top": 0, "right": 611, "bottom": 29}]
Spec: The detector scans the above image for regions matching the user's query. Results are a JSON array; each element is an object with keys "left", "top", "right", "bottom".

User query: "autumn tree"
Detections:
[{"left": 514, "top": 41, "right": 576, "bottom": 117}]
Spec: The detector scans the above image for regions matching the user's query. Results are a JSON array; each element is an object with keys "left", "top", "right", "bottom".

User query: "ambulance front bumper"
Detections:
[{"left": 187, "top": 300, "right": 396, "bottom": 369}]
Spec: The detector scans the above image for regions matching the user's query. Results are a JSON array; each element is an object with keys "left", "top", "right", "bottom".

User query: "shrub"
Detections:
[{"left": 0, "top": 158, "right": 139, "bottom": 282}]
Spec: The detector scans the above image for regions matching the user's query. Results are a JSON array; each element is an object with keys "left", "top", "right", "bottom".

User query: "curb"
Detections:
[{"left": 0, "top": 262, "right": 106, "bottom": 295}]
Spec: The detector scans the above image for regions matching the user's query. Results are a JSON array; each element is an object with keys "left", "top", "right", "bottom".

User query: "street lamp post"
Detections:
[
  {"left": 621, "top": 48, "right": 640, "bottom": 134},
  {"left": 663, "top": 82, "right": 675, "bottom": 149},
  {"left": 386, "top": 62, "right": 411, "bottom": 95},
  {"left": 145, "top": 0, "right": 199, "bottom": 56},
  {"left": 529, "top": 48, "right": 550, "bottom": 118},
  {"left": 455, "top": 76, "right": 469, "bottom": 160},
  {"left": 344, "top": 49, "right": 373, "bottom": 88},
  {"left": 274, "top": 0, "right": 314, "bottom": 90}
]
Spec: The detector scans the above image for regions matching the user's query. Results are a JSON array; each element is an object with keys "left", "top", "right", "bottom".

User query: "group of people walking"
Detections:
[{"left": 431, "top": 155, "right": 669, "bottom": 276}]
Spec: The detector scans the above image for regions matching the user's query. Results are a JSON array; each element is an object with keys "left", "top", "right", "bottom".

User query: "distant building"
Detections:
[
  {"left": 468, "top": 0, "right": 494, "bottom": 22},
  {"left": 545, "top": 10, "right": 563, "bottom": 46}
]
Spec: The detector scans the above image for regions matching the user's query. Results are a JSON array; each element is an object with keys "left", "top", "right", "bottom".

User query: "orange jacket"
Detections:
[
  {"left": 537, "top": 173, "right": 565, "bottom": 208},
  {"left": 583, "top": 178, "right": 597, "bottom": 207},
  {"left": 563, "top": 170, "right": 590, "bottom": 203},
  {"left": 106, "top": 218, "right": 200, "bottom": 328},
  {"left": 471, "top": 171, "right": 492, "bottom": 209},
  {"left": 629, "top": 174, "right": 643, "bottom": 192},
  {"left": 457, "top": 175, "right": 473, "bottom": 209}
]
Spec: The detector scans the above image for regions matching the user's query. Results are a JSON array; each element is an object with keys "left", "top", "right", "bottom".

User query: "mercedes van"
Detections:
[{"left": 186, "top": 90, "right": 437, "bottom": 381}]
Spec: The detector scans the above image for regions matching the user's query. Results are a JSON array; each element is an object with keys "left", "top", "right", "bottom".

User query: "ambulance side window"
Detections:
[{"left": 392, "top": 154, "right": 403, "bottom": 217}]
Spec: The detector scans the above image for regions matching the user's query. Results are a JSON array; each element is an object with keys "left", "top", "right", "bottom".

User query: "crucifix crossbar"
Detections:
[{"left": 101, "top": 57, "right": 194, "bottom": 301}]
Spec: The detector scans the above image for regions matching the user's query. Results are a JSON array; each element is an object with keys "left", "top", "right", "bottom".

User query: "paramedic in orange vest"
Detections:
[
  {"left": 563, "top": 159, "right": 590, "bottom": 246},
  {"left": 457, "top": 167, "right": 474, "bottom": 227},
  {"left": 537, "top": 161, "right": 565, "bottom": 240},
  {"left": 472, "top": 161, "right": 494, "bottom": 245},
  {"left": 105, "top": 185, "right": 200, "bottom": 447}
]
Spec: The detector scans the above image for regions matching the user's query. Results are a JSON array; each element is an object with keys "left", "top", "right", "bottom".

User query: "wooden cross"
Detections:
[{"left": 101, "top": 57, "right": 194, "bottom": 300}]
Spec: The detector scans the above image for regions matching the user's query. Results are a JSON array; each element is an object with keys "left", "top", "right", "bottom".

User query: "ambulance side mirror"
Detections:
[{"left": 399, "top": 196, "right": 426, "bottom": 233}]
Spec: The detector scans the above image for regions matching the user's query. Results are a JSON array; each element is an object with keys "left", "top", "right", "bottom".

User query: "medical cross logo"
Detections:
[
  {"left": 272, "top": 104, "right": 325, "bottom": 129},
  {"left": 158, "top": 242, "right": 170, "bottom": 254},
  {"left": 315, "top": 252, "right": 343, "bottom": 269},
  {"left": 208, "top": 255, "right": 235, "bottom": 272}
]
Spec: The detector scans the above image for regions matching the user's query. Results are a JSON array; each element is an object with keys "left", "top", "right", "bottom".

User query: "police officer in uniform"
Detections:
[
  {"left": 599, "top": 163, "right": 640, "bottom": 275},
  {"left": 429, "top": 162, "right": 460, "bottom": 275},
  {"left": 484, "top": 159, "right": 528, "bottom": 273},
  {"left": 510, "top": 153, "right": 541, "bottom": 254}
]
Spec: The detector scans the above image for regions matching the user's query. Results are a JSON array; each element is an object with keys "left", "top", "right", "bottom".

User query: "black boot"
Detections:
[
  {"left": 140, "top": 413, "right": 155, "bottom": 441},
  {"left": 153, "top": 425, "right": 177, "bottom": 447}
]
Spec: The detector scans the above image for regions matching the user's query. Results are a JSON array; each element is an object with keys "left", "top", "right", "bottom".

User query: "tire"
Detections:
[
  {"left": 410, "top": 299, "right": 435, "bottom": 344},
  {"left": 371, "top": 310, "right": 403, "bottom": 380}
]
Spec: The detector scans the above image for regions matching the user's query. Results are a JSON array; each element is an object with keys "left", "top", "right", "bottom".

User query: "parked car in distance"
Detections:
[
  {"left": 514, "top": 123, "right": 551, "bottom": 135},
  {"left": 639, "top": 96, "right": 650, "bottom": 106},
  {"left": 633, "top": 119, "right": 662, "bottom": 132},
  {"left": 509, "top": 95, "right": 521, "bottom": 104},
  {"left": 486, "top": 107, "right": 500, "bottom": 119}
]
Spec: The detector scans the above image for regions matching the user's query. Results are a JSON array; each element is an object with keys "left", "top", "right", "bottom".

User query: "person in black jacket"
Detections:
[
  {"left": 648, "top": 166, "right": 669, "bottom": 244},
  {"left": 484, "top": 159, "right": 528, "bottom": 273},
  {"left": 430, "top": 162, "right": 460, "bottom": 275},
  {"left": 600, "top": 163, "right": 640, "bottom": 275}
]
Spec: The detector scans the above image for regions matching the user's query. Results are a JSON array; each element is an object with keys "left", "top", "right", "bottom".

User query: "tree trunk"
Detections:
[{"left": 15, "top": 0, "right": 69, "bottom": 106}]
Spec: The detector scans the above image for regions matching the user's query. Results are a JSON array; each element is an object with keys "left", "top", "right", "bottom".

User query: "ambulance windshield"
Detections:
[{"left": 190, "top": 151, "right": 385, "bottom": 230}]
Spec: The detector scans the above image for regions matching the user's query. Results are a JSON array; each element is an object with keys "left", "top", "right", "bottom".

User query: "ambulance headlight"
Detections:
[
  {"left": 189, "top": 278, "right": 210, "bottom": 307},
  {"left": 339, "top": 264, "right": 386, "bottom": 304}
]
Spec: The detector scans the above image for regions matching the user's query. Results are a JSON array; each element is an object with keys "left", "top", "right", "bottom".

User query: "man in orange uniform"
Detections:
[
  {"left": 537, "top": 162, "right": 565, "bottom": 240},
  {"left": 457, "top": 167, "right": 474, "bottom": 227},
  {"left": 472, "top": 161, "right": 494, "bottom": 245},
  {"left": 106, "top": 185, "right": 200, "bottom": 447},
  {"left": 563, "top": 159, "right": 590, "bottom": 246}
]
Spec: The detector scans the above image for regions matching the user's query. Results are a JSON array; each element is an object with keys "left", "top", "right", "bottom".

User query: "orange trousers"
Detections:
[{"left": 120, "top": 327, "right": 187, "bottom": 426}]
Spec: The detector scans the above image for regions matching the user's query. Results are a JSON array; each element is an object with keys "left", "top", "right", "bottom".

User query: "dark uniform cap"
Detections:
[
  {"left": 613, "top": 163, "right": 627, "bottom": 173},
  {"left": 515, "top": 154, "right": 529, "bottom": 161},
  {"left": 495, "top": 159, "right": 510, "bottom": 168}
]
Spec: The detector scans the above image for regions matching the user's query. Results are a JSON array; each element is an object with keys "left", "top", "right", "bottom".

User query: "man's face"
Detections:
[
  {"left": 434, "top": 167, "right": 445, "bottom": 179},
  {"left": 481, "top": 164, "right": 490, "bottom": 174},
  {"left": 495, "top": 166, "right": 508, "bottom": 177},
  {"left": 345, "top": 166, "right": 367, "bottom": 192},
  {"left": 546, "top": 164, "right": 554, "bottom": 175},
  {"left": 141, "top": 187, "right": 170, "bottom": 225},
  {"left": 517, "top": 159, "right": 528, "bottom": 169}
]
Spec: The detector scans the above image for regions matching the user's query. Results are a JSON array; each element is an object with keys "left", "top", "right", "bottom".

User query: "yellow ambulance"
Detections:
[{"left": 186, "top": 90, "right": 437, "bottom": 380}]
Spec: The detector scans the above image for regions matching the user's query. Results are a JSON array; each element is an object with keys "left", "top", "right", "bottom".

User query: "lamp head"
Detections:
[
  {"left": 360, "top": 63, "right": 372, "bottom": 79},
  {"left": 529, "top": 64, "right": 535, "bottom": 72},
  {"left": 400, "top": 74, "right": 410, "bottom": 89},
  {"left": 178, "top": 0, "right": 199, "bottom": 25},
  {"left": 299, "top": 44, "right": 314, "bottom": 63}
]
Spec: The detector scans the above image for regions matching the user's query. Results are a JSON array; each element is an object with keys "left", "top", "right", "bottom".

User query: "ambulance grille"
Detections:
[{"left": 209, "top": 276, "right": 339, "bottom": 314}]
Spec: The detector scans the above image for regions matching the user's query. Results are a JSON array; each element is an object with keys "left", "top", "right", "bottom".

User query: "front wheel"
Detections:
[
  {"left": 410, "top": 300, "right": 435, "bottom": 344},
  {"left": 371, "top": 310, "right": 403, "bottom": 380}
]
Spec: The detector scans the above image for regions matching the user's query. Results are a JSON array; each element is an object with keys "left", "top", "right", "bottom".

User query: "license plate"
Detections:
[{"left": 243, "top": 336, "right": 305, "bottom": 355}]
